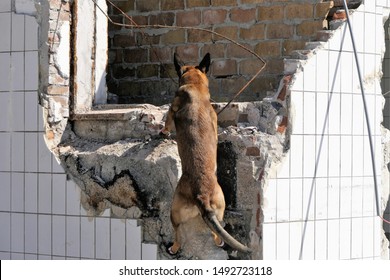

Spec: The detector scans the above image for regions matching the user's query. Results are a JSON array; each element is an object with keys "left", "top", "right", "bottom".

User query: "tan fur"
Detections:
[{"left": 162, "top": 53, "right": 251, "bottom": 255}]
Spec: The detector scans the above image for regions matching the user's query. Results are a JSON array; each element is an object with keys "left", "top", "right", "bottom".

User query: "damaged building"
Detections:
[{"left": 0, "top": 0, "right": 389, "bottom": 260}]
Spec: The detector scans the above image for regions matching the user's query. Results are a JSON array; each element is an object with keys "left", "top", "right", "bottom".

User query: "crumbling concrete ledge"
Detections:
[{"left": 53, "top": 80, "right": 290, "bottom": 260}]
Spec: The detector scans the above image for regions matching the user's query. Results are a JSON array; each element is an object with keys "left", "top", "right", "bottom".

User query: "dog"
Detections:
[{"left": 161, "top": 53, "right": 251, "bottom": 255}]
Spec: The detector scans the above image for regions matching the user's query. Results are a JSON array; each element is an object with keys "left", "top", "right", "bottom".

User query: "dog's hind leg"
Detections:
[{"left": 209, "top": 185, "right": 226, "bottom": 248}]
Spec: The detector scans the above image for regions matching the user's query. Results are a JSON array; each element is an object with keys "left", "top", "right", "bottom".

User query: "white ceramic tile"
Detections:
[
  {"left": 365, "top": 14, "right": 376, "bottom": 54},
  {"left": 11, "top": 253, "right": 25, "bottom": 260},
  {"left": 66, "top": 216, "right": 81, "bottom": 258},
  {"left": 303, "top": 58, "right": 316, "bottom": 93},
  {"left": 290, "top": 91, "right": 303, "bottom": 135},
  {"left": 38, "top": 134, "right": 52, "bottom": 173},
  {"left": 81, "top": 217, "right": 95, "bottom": 259},
  {"left": 0, "top": 212, "right": 11, "bottom": 251},
  {"left": 351, "top": 217, "right": 363, "bottom": 259},
  {"left": 24, "top": 214, "right": 37, "bottom": 254},
  {"left": 315, "top": 50, "right": 329, "bottom": 93},
  {"left": 303, "top": 92, "right": 316, "bottom": 134},
  {"left": 302, "top": 178, "right": 315, "bottom": 221},
  {"left": 0, "top": 172, "right": 11, "bottom": 211},
  {"left": 276, "top": 222, "right": 289, "bottom": 260},
  {"left": 299, "top": 220, "right": 314, "bottom": 260},
  {"left": 362, "top": 217, "right": 374, "bottom": 258},
  {"left": 52, "top": 174, "right": 66, "bottom": 215},
  {"left": 315, "top": 135, "right": 328, "bottom": 178},
  {"left": 315, "top": 178, "right": 328, "bottom": 220},
  {"left": 303, "top": 136, "right": 316, "bottom": 178},
  {"left": 0, "top": 1, "right": 11, "bottom": 12},
  {"left": 141, "top": 243, "right": 157, "bottom": 260},
  {"left": 327, "top": 219, "right": 340, "bottom": 260},
  {"left": 328, "top": 93, "right": 341, "bottom": 135},
  {"left": 277, "top": 152, "right": 290, "bottom": 178},
  {"left": 11, "top": 92, "right": 24, "bottom": 131},
  {"left": 316, "top": 91, "right": 329, "bottom": 135},
  {"left": 24, "top": 91, "right": 38, "bottom": 131},
  {"left": 276, "top": 179, "right": 289, "bottom": 222},
  {"left": 339, "top": 218, "right": 351, "bottom": 259},
  {"left": 352, "top": 136, "right": 364, "bottom": 176},
  {"left": 340, "top": 178, "right": 352, "bottom": 218},
  {"left": 111, "top": 218, "right": 126, "bottom": 259},
  {"left": 11, "top": 52, "right": 24, "bottom": 91},
  {"left": 328, "top": 51, "right": 341, "bottom": 94},
  {"left": 25, "top": 51, "right": 38, "bottom": 91},
  {"left": 262, "top": 223, "right": 276, "bottom": 260},
  {"left": 328, "top": 26, "right": 342, "bottom": 52},
  {"left": 126, "top": 219, "right": 141, "bottom": 260},
  {"left": 0, "top": 13, "right": 11, "bottom": 51},
  {"left": 38, "top": 174, "right": 51, "bottom": 214},
  {"left": 373, "top": 217, "right": 382, "bottom": 257},
  {"left": 289, "top": 179, "right": 303, "bottom": 221},
  {"left": 95, "top": 217, "right": 110, "bottom": 259},
  {"left": 52, "top": 156, "right": 65, "bottom": 173},
  {"left": 291, "top": 70, "right": 304, "bottom": 91},
  {"left": 351, "top": 177, "right": 363, "bottom": 218},
  {"left": 11, "top": 172, "right": 24, "bottom": 212},
  {"left": 352, "top": 53, "right": 364, "bottom": 94},
  {"left": 352, "top": 11, "right": 365, "bottom": 54},
  {"left": 340, "top": 52, "right": 353, "bottom": 93},
  {"left": 52, "top": 215, "right": 66, "bottom": 256},
  {"left": 25, "top": 16, "right": 38, "bottom": 51},
  {"left": 328, "top": 178, "right": 340, "bottom": 219},
  {"left": 340, "top": 93, "right": 352, "bottom": 134},
  {"left": 24, "top": 254, "right": 37, "bottom": 260},
  {"left": 0, "top": 133, "right": 11, "bottom": 171},
  {"left": 11, "top": 132, "right": 24, "bottom": 172},
  {"left": 315, "top": 220, "right": 327, "bottom": 260},
  {"left": 66, "top": 180, "right": 80, "bottom": 215},
  {"left": 352, "top": 94, "right": 364, "bottom": 135},
  {"left": 362, "top": 94, "right": 376, "bottom": 137},
  {"left": 328, "top": 136, "right": 340, "bottom": 178},
  {"left": 25, "top": 132, "right": 38, "bottom": 172},
  {"left": 10, "top": 213, "right": 24, "bottom": 253},
  {"left": 340, "top": 136, "right": 352, "bottom": 177},
  {"left": 263, "top": 179, "right": 277, "bottom": 223},
  {"left": 38, "top": 214, "right": 51, "bottom": 255},
  {"left": 25, "top": 173, "right": 37, "bottom": 213},
  {"left": 12, "top": 14, "right": 24, "bottom": 52},
  {"left": 0, "top": 92, "right": 11, "bottom": 131},
  {"left": 289, "top": 221, "right": 302, "bottom": 260},
  {"left": 38, "top": 255, "right": 51, "bottom": 260}
]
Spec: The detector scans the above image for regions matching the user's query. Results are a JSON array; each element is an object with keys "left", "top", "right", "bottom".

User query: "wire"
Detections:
[{"left": 342, "top": 0, "right": 390, "bottom": 225}]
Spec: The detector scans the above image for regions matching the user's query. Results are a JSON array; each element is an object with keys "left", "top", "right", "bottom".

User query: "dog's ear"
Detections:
[
  {"left": 174, "top": 53, "right": 185, "bottom": 77},
  {"left": 197, "top": 53, "right": 210, "bottom": 73}
]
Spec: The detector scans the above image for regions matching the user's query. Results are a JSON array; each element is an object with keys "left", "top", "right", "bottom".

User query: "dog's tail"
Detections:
[{"left": 203, "top": 212, "right": 252, "bottom": 254}]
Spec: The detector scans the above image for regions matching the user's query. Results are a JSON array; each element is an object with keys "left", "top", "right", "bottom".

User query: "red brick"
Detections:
[
  {"left": 113, "top": 34, "right": 136, "bottom": 48},
  {"left": 266, "top": 23, "right": 294, "bottom": 39},
  {"left": 177, "top": 11, "right": 201, "bottom": 27},
  {"left": 254, "top": 41, "right": 281, "bottom": 57},
  {"left": 186, "top": 0, "right": 210, "bottom": 8},
  {"left": 230, "top": 8, "right": 256, "bottom": 23},
  {"left": 150, "top": 47, "right": 172, "bottom": 63},
  {"left": 213, "top": 26, "right": 238, "bottom": 41},
  {"left": 203, "top": 9, "right": 227, "bottom": 25},
  {"left": 124, "top": 49, "right": 148, "bottom": 63},
  {"left": 258, "top": 5, "right": 284, "bottom": 22},
  {"left": 137, "top": 64, "right": 159, "bottom": 78},
  {"left": 149, "top": 13, "right": 175, "bottom": 26},
  {"left": 240, "top": 24, "right": 265, "bottom": 40},
  {"left": 187, "top": 28, "right": 213, "bottom": 43},
  {"left": 161, "top": 0, "right": 184, "bottom": 11},
  {"left": 239, "top": 59, "right": 263, "bottom": 75},
  {"left": 136, "top": 0, "right": 159, "bottom": 12},
  {"left": 285, "top": 3, "right": 313, "bottom": 20},
  {"left": 175, "top": 45, "right": 200, "bottom": 63},
  {"left": 211, "top": 0, "right": 237, "bottom": 6},
  {"left": 297, "top": 20, "right": 325, "bottom": 37},
  {"left": 202, "top": 44, "right": 225, "bottom": 59},
  {"left": 160, "top": 29, "right": 186, "bottom": 44},
  {"left": 315, "top": 2, "right": 334, "bottom": 19},
  {"left": 110, "top": 0, "right": 135, "bottom": 14},
  {"left": 282, "top": 40, "right": 306, "bottom": 56},
  {"left": 211, "top": 59, "right": 237, "bottom": 77},
  {"left": 125, "top": 15, "right": 148, "bottom": 27},
  {"left": 227, "top": 44, "right": 253, "bottom": 58}
]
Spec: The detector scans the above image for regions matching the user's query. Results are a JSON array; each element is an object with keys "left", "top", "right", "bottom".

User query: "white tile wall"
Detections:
[
  {"left": 0, "top": 2, "right": 157, "bottom": 260},
  {"left": 263, "top": 2, "right": 389, "bottom": 260}
]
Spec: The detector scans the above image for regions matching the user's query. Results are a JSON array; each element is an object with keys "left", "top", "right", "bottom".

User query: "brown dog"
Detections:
[{"left": 161, "top": 53, "right": 251, "bottom": 255}]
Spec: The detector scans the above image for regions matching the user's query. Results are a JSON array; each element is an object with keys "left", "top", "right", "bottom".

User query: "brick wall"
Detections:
[{"left": 107, "top": 0, "right": 333, "bottom": 105}]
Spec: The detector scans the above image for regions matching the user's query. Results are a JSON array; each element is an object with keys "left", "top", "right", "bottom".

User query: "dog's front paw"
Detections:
[{"left": 159, "top": 129, "right": 171, "bottom": 139}]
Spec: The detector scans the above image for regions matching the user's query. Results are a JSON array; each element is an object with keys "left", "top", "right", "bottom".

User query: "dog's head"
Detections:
[{"left": 174, "top": 53, "right": 210, "bottom": 87}]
